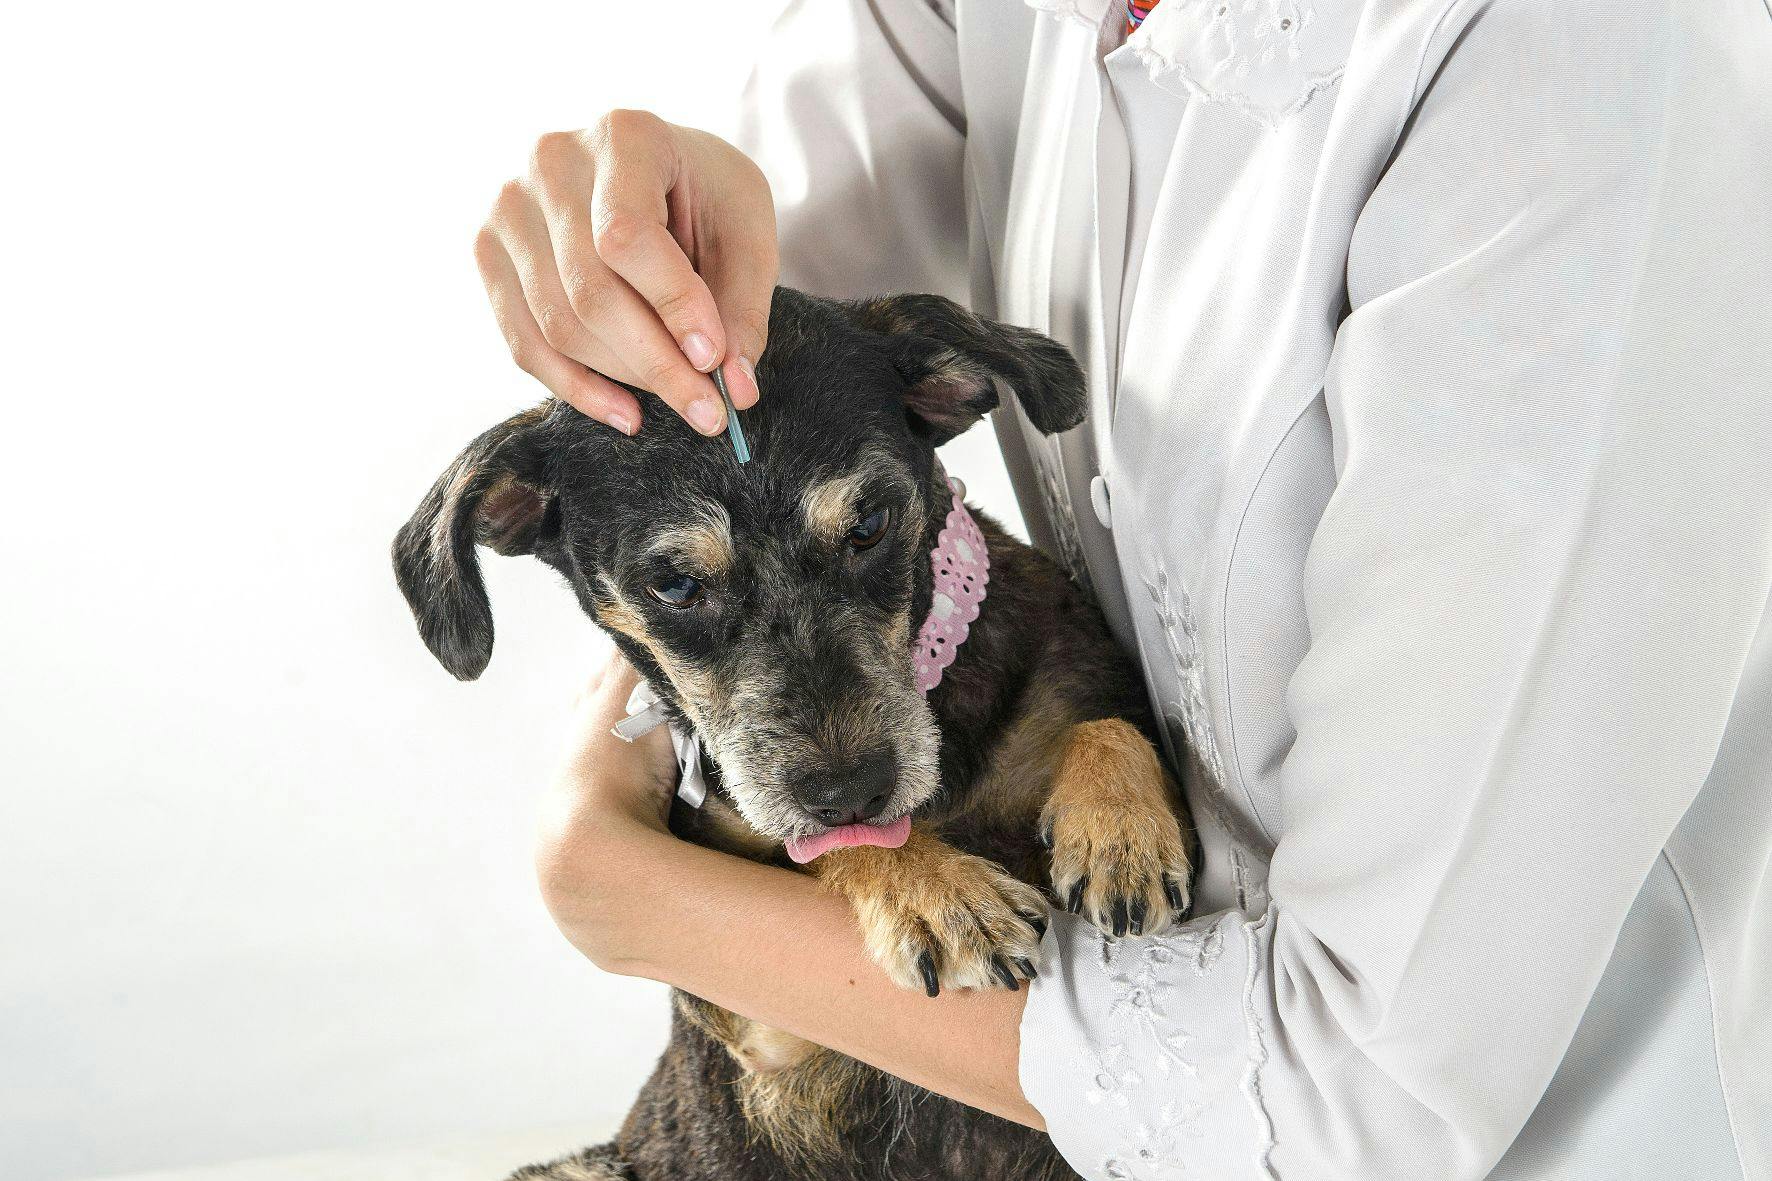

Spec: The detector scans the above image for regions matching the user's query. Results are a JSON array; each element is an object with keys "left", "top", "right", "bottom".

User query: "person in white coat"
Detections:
[{"left": 486, "top": 1, "right": 1772, "bottom": 1177}]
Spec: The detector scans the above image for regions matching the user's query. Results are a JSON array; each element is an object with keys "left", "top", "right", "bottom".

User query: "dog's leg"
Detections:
[
  {"left": 674, "top": 990, "right": 819, "bottom": 1076},
  {"left": 505, "top": 1142, "right": 632, "bottom": 1180},
  {"left": 1040, "top": 718, "right": 1195, "bottom": 937},
  {"left": 815, "top": 828, "right": 1049, "bottom": 996},
  {"left": 505, "top": 1001, "right": 826, "bottom": 1181}
]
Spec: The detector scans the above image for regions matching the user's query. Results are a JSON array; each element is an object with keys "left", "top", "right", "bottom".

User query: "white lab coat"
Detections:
[{"left": 735, "top": 0, "right": 1772, "bottom": 1177}]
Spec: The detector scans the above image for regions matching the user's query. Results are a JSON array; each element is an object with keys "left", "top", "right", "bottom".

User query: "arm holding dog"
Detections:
[
  {"left": 533, "top": 654, "right": 1043, "bottom": 1129},
  {"left": 527, "top": 545, "right": 1196, "bottom": 1136}
]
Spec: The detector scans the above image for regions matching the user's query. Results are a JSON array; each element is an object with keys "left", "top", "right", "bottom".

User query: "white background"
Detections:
[{"left": 0, "top": 3, "right": 1019, "bottom": 1179}]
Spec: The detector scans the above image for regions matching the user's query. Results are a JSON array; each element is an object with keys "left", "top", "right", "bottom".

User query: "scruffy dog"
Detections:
[{"left": 393, "top": 289, "right": 1195, "bottom": 1180}]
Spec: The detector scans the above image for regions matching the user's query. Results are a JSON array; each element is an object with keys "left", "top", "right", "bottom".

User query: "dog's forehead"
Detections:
[
  {"left": 548, "top": 401, "right": 918, "bottom": 563},
  {"left": 709, "top": 432, "right": 917, "bottom": 549}
]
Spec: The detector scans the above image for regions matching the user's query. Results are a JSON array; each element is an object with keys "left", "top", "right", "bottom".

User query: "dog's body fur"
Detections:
[{"left": 395, "top": 290, "right": 1193, "bottom": 1180}]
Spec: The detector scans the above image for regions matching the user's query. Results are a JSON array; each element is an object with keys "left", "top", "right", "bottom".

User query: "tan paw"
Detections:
[
  {"left": 816, "top": 831, "right": 1048, "bottom": 996},
  {"left": 1041, "top": 719, "right": 1194, "bottom": 938}
]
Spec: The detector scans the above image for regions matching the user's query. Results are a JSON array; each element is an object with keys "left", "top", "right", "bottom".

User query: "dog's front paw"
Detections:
[
  {"left": 1042, "top": 719, "right": 1195, "bottom": 938},
  {"left": 815, "top": 831, "right": 1048, "bottom": 997},
  {"left": 859, "top": 854, "right": 1049, "bottom": 997}
]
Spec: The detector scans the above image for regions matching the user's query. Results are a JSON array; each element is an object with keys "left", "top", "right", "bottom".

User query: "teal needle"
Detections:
[{"left": 712, "top": 367, "right": 750, "bottom": 464}]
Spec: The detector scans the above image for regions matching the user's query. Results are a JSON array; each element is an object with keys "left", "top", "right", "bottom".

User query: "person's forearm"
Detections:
[{"left": 542, "top": 820, "right": 1042, "bottom": 1128}]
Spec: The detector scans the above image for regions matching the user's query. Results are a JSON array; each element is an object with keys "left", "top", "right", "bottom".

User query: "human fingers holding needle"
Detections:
[{"left": 478, "top": 114, "right": 778, "bottom": 441}]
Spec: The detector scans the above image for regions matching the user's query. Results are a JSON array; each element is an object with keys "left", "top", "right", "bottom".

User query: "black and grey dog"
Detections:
[{"left": 394, "top": 288, "right": 1194, "bottom": 1180}]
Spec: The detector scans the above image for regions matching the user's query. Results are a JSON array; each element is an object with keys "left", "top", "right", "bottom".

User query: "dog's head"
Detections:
[{"left": 394, "top": 289, "right": 1083, "bottom": 843}]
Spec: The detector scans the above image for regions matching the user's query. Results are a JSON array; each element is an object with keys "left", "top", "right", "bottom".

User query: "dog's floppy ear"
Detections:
[
  {"left": 392, "top": 404, "right": 556, "bottom": 681},
  {"left": 849, "top": 294, "right": 1087, "bottom": 445}
]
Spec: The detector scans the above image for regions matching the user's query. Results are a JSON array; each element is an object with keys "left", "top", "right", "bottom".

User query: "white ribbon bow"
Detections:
[{"left": 609, "top": 678, "right": 708, "bottom": 808}]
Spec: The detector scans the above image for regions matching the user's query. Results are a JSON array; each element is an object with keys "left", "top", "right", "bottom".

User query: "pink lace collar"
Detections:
[{"left": 912, "top": 478, "right": 990, "bottom": 695}]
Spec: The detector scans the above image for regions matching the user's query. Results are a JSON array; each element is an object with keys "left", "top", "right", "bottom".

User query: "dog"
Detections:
[{"left": 393, "top": 288, "right": 1196, "bottom": 1180}]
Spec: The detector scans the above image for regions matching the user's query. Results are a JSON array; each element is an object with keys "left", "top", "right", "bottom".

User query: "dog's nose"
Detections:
[{"left": 798, "top": 749, "right": 898, "bottom": 827}]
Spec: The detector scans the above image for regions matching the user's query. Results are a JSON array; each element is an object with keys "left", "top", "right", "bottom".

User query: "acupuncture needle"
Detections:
[{"left": 712, "top": 366, "right": 751, "bottom": 464}]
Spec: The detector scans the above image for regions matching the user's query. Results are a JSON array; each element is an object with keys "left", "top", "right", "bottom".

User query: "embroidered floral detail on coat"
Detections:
[
  {"left": 1105, "top": 940, "right": 1202, "bottom": 1080},
  {"left": 1129, "top": 0, "right": 1361, "bottom": 129},
  {"left": 1088, "top": 926, "right": 1234, "bottom": 1178},
  {"left": 1085, "top": 1041, "right": 1146, "bottom": 1109},
  {"left": 1102, "top": 1102, "right": 1205, "bottom": 1180},
  {"left": 1146, "top": 562, "right": 1268, "bottom": 911},
  {"left": 1035, "top": 450, "right": 1096, "bottom": 596},
  {"left": 1144, "top": 565, "right": 1223, "bottom": 790}
]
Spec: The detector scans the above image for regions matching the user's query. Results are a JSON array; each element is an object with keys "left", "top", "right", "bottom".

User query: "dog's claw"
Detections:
[
  {"left": 1110, "top": 897, "right": 1131, "bottom": 938},
  {"left": 1030, "top": 913, "right": 1048, "bottom": 940},
  {"left": 1046, "top": 808, "right": 1193, "bottom": 941},
  {"left": 838, "top": 843, "right": 1047, "bottom": 995},
  {"left": 1015, "top": 956, "right": 1038, "bottom": 980}
]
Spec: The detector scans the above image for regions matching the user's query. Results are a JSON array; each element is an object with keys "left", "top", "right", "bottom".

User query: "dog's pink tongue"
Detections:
[{"left": 785, "top": 816, "right": 912, "bottom": 865}]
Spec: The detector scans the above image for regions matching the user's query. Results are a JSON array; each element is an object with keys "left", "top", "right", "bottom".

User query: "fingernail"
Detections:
[
  {"left": 609, "top": 409, "right": 638, "bottom": 436},
  {"left": 687, "top": 398, "right": 726, "bottom": 436},
  {"left": 682, "top": 332, "right": 717, "bottom": 372},
  {"left": 732, "top": 355, "right": 759, "bottom": 407}
]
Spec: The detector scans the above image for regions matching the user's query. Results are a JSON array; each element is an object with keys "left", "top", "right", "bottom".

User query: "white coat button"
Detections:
[{"left": 1089, "top": 474, "right": 1112, "bottom": 530}]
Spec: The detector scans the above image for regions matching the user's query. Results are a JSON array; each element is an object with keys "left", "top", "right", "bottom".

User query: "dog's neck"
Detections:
[{"left": 915, "top": 508, "right": 1055, "bottom": 800}]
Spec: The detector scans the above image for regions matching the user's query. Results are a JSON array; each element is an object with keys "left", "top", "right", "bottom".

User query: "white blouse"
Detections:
[{"left": 735, "top": 0, "right": 1772, "bottom": 1177}]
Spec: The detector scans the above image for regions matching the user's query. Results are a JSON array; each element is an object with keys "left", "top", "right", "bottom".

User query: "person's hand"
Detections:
[
  {"left": 534, "top": 651, "right": 680, "bottom": 969},
  {"left": 477, "top": 113, "right": 778, "bottom": 437},
  {"left": 542, "top": 651, "right": 677, "bottom": 840}
]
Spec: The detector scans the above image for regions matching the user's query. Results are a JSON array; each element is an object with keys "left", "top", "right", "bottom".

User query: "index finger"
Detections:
[{"left": 582, "top": 114, "right": 728, "bottom": 373}]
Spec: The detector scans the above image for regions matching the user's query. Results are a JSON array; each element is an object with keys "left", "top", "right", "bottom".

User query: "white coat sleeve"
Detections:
[
  {"left": 733, "top": 0, "right": 969, "bottom": 302},
  {"left": 1018, "top": 1, "right": 1772, "bottom": 1177}
]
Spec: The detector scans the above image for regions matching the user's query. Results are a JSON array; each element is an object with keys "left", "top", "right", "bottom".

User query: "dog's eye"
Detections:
[
  {"left": 846, "top": 508, "right": 890, "bottom": 551},
  {"left": 647, "top": 574, "right": 704, "bottom": 609}
]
